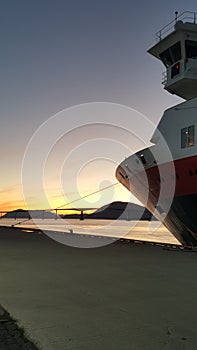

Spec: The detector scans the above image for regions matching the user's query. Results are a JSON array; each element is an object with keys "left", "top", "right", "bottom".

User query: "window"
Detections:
[
  {"left": 181, "top": 125, "right": 195, "bottom": 148},
  {"left": 159, "top": 41, "right": 181, "bottom": 67},
  {"left": 171, "top": 42, "right": 182, "bottom": 62},
  {"left": 140, "top": 154, "right": 146, "bottom": 165},
  {"left": 171, "top": 62, "right": 180, "bottom": 78},
  {"left": 160, "top": 48, "right": 173, "bottom": 67},
  {"left": 185, "top": 40, "right": 197, "bottom": 59}
]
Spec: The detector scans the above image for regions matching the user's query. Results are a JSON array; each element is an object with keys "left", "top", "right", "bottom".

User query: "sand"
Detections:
[{"left": 0, "top": 226, "right": 196, "bottom": 350}]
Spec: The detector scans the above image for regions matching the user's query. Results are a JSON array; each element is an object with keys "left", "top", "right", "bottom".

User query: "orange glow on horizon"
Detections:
[{"left": 0, "top": 179, "right": 141, "bottom": 214}]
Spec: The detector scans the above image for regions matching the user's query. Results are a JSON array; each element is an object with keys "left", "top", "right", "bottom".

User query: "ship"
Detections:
[{"left": 116, "top": 11, "right": 197, "bottom": 247}]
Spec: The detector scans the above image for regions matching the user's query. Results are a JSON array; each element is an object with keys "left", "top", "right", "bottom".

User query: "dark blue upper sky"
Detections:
[{"left": 0, "top": 0, "right": 196, "bottom": 208}]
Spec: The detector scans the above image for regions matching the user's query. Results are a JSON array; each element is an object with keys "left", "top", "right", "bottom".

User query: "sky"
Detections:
[{"left": 0, "top": 0, "right": 196, "bottom": 212}]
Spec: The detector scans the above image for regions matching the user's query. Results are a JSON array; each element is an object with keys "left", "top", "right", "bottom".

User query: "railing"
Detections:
[
  {"left": 161, "top": 71, "right": 167, "bottom": 85},
  {"left": 156, "top": 11, "right": 197, "bottom": 42}
]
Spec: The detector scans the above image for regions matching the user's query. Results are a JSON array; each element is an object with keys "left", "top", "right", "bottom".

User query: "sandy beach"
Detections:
[{"left": 0, "top": 226, "right": 196, "bottom": 350}]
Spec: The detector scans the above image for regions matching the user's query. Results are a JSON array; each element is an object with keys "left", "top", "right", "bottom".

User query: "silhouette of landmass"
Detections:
[
  {"left": 63, "top": 201, "right": 155, "bottom": 220},
  {"left": 2, "top": 209, "right": 56, "bottom": 219},
  {"left": 88, "top": 201, "right": 153, "bottom": 220},
  {"left": 2, "top": 202, "right": 155, "bottom": 221}
]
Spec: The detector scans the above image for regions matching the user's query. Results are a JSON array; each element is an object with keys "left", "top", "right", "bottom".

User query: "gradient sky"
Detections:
[{"left": 0, "top": 0, "right": 196, "bottom": 211}]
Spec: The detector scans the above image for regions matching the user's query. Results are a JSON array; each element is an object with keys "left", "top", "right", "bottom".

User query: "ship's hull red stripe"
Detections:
[
  {"left": 168, "top": 155, "right": 197, "bottom": 197},
  {"left": 146, "top": 154, "right": 197, "bottom": 198}
]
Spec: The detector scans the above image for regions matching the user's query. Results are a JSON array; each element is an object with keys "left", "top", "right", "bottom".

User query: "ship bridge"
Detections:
[{"left": 148, "top": 11, "right": 197, "bottom": 100}]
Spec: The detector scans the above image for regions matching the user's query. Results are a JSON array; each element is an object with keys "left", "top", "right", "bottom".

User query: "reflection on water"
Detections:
[{"left": 0, "top": 218, "right": 180, "bottom": 245}]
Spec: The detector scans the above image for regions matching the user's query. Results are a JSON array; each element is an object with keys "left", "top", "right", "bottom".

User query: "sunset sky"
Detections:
[{"left": 0, "top": 0, "right": 195, "bottom": 212}]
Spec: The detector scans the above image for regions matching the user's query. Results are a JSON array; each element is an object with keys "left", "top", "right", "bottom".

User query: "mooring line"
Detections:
[{"left": 12, "top": 182, "right": 120, "bottom": 227}]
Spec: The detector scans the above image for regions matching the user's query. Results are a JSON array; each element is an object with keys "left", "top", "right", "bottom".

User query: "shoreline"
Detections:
[
  {"left": 0, "top": 223, "right": 183, "bottom": 249},
  {"left": 0, "top": 218, "right": 180, "bottom": 246}
]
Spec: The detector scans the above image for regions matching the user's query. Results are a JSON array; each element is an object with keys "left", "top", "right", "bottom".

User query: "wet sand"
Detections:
[{"left": 0, "top": 226, "right": 196, "bottom": 350}]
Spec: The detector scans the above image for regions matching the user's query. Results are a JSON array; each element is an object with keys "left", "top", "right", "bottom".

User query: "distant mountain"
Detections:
[
  {"left": 3, "top": 202, "right": 155, "bottom": 221},
  {"left": 62, "top": 201, "right": 155, "bottom": 220},
  {"left": 2, "top": 209, "right": 56, "bottom": 219},
  {"left": 89, "top": 201, "right": 153, "bottom": 220}
]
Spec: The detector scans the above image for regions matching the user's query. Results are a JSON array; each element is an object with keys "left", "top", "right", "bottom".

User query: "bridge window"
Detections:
[
  {"left": 171, "top": 62, "right": 180, "bottom": 78},
  {"left": 171, "top": 41, "right": 182, "bottom": 62},
  {"left": 160, "top": 41, "right": 181, "bottom": 67},
  {"left": 185, "top": 40, "right": 197, "bottom": 59},
  {"left": 160, "top": 48, "right": 173, "bottom": 67},
  {"left": 181, "top": 125, "right": 195, "bottom": 148}
]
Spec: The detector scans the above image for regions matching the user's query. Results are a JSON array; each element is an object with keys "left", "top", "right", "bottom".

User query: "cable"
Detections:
[
  {"left": 54, "top": 182, "right": 120, "bottom": 210},
  {"left": 12, "top": 182, "right": 120, "bottom": 227}
]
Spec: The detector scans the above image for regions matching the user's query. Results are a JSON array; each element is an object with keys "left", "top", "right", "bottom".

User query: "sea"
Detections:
[{"left": 0, "top": 218, "right": 180, "bottom": 245}]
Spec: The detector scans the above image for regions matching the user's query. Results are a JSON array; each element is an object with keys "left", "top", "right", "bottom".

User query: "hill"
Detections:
[
  {"left": 2, "top": 209, "right": 56, "bottom": 219},
  {"left": 62, "top": 201, "right": 154, "bottom": 220},
  {"left": 88, "top": 201, "right": 153, "bottom": 220},
  {"left": 2, "top": 202, "right": 155, "bottom": 221}
]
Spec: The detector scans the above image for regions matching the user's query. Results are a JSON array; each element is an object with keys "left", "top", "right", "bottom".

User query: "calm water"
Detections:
[{"left": 0, "top": 218, "right": 179, "bottom": 245}]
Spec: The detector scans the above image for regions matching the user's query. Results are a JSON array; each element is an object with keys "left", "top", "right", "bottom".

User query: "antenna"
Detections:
[{"left": 175, "top": 11, "right": 178, "bottom": 23}]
